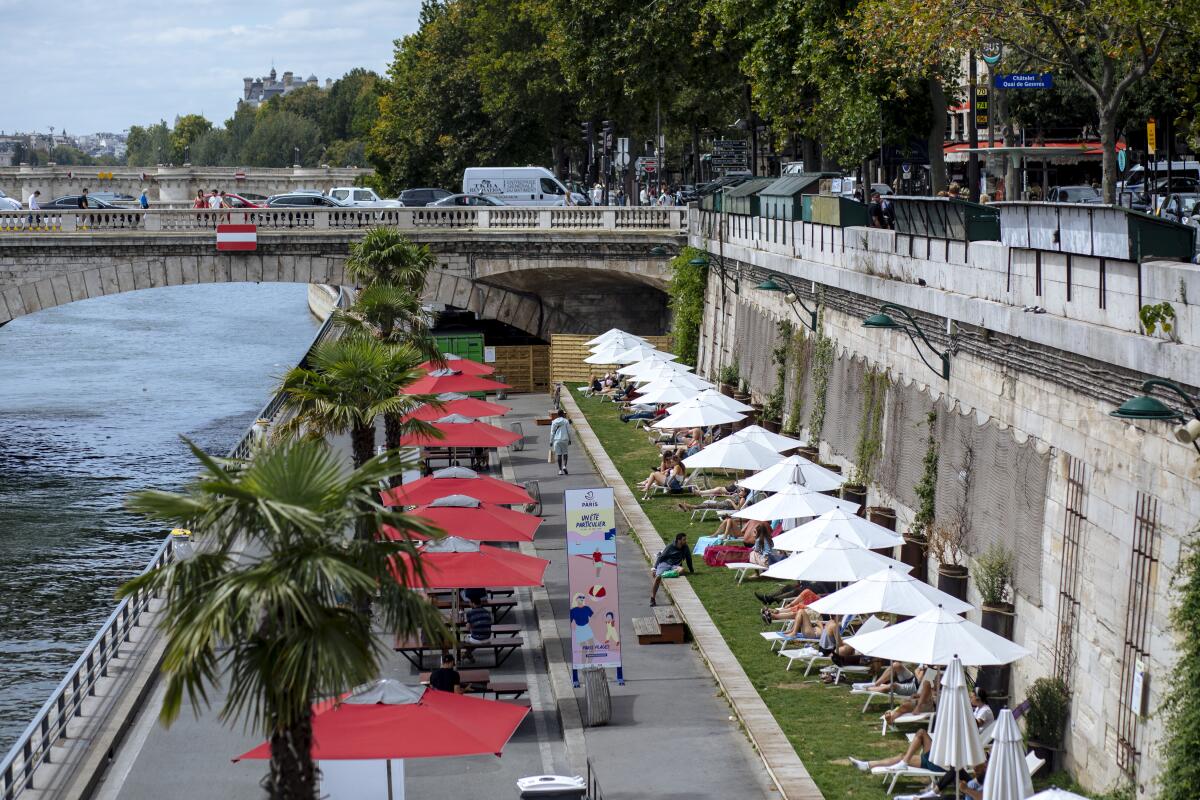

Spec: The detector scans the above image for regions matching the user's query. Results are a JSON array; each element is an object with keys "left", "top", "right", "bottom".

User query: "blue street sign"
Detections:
[
  {"left": 1117, "top": 149, "right": 1127, "bottom": 172},
  {"left": 994, "top": 73, "right": 1054, "bottom": 89}
]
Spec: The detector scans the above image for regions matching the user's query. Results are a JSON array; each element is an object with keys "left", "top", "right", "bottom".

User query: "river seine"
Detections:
[{"left": 0, "top": 282, "right": 319, "bottom": 753}]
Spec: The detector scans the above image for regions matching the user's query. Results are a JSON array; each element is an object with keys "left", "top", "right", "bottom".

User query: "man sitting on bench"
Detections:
[
  {"left": 650, "top": 532, "right": 694, "bottom": 606},
  {"left": 462, "top": 596, "right": 494, "bottom": 662},
  {"left": 429, "top": 655, "right": 464, "bottom": 694}
]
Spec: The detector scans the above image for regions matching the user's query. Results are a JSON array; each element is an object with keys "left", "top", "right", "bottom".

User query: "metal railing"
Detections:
[
  {"left": 586, "top": 758, "right": 605, "bottom": 800},
  {"left": 0, "top": 206, "right": 687, "bottom": 235},
  {"left": 0, "top": 286, "right": 348, "bottom": 800}
]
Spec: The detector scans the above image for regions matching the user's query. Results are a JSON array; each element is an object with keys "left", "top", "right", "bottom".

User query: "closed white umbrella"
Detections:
[
  {"left": 653, "top": 403, "right": 745, "bottom": 428},
  {"left": 739, "top": 455, "right": 844, "bottom": 493},
  {"left": 930, "top": 657, "right": 987, "bottom": 800},
  {"left": 774, "top": 509, "right": 904, "bottom": 552},
  {"left": 682, "top": 437, "right": 782, "bottom": 471},
  {"left": 982, "top": 709, "right": 1034, "bottom": 800},
  {"left": 689, "top": 388, "right": 754, "bottom": 412},
  {"left": 586, "top": 328, "right": 644, "bottom": 346},
  {"left": 636, "top": 384, "right": 700, "bottom": 406},
  {"left": 639, "top": 372, "right": 714, "bottom": 393},
  {"left": 808, "top": 564, "right": 974, "bottom": 616},
  {"left": 727, "top": 424, "right": 804, "bottom": 453},
  {"left": 732, "top": 484, "right": 860, "bottom": 521},
  {"left": 843, "top": 606, "right": 1031, "bottom": 666},
  {"left": 762, "top": 534, "right": 911, "bottom": 582}
]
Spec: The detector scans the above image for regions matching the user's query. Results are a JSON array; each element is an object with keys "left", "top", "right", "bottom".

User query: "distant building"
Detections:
[{"left": 241, "top": 68, "right": 332, "bottom": 107}]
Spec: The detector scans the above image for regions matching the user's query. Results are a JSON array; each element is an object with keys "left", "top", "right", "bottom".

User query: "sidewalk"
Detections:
[{"left": 501, "top": 393, "right": 777, "bottom": 800}]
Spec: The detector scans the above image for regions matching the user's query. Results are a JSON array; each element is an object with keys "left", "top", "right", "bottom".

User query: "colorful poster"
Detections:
[{"left": 565, "top": 488, "right": 621, "bottom": 671}]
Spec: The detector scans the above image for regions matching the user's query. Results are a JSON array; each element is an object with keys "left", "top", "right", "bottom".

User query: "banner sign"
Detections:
[
  {"left": 216, "top": 224, "right": 257, "bottom": 252},
  {"left": 565, "top": 487, "right": 621, "bottom": 673},
  {"left": 994, "top": 73, "right": 1054, "bottom": 90}
]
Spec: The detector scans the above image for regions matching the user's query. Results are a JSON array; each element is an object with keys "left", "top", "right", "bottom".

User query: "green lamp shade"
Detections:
[
  {"left": 688, "top": 257, "right": 709, "bottom": 267},
  {"left": 1110, "top": 394, "right": 1183, "bottom": 421},
  {"left": 756, "top": 277, "right": 785, "bottom": 292},
  {"left": 649, "top": 246, "right": 668, "bottom": 256},
  {"left": 862, "top": 312, "right": 902, "bottom": 330}
]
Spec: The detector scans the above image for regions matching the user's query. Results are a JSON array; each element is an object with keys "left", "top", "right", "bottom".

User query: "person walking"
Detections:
[
  {"left": 638, "top": 185, "right": 649, "bottom": 206},
  {"left": 207, "top": 189, "right": 222, "bottom": 209},
  {"left": 138, "top": 188, "right": 149, "bottom": 209},
  {"left": 26, "top": 190, "right": 40, "bottom": 226},
  {"left": 549, "top": 409, "right": 572, "bottom": 475},
  {"left": 78, "top": 188, "right": 90, "bottom": 209},
  {"left": 615, "top": 187, "right": 625, "bottom": 206},
  {"left": 590, "top": 183, "right": 603, "bottom": 205},
  {"left": 192, "top": 190, "right": 207, "bottom": 209}
]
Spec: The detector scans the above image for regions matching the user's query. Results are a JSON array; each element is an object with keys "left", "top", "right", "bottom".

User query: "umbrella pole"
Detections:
[{"left": 387, "top": 760, "right": 394, "bottom": 800}]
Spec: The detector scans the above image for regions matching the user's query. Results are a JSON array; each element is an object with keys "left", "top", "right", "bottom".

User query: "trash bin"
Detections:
[
  {"left": 495, "top": 374, "right": 508, "bottom": 400},
  {"left": 517, "top": 775, "right": 586, "bottom": 799},
  {"left": 581, "top": 666, "right": 611, "bottom": 727},
  {"left": 509, "top": 421, "right": 525, "bottom": 451}
]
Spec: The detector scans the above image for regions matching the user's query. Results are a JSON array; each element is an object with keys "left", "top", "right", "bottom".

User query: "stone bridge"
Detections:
[{"left": 0, "top": 206, "right": 687, "bottom": 337}]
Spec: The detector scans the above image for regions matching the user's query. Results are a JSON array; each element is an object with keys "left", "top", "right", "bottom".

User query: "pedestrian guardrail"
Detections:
[
  {"left": 0, "top": 206, "right": 687, "bottom": 235},
  {"left": 0, "top": 287, "right": 348, "bottom": 800}
]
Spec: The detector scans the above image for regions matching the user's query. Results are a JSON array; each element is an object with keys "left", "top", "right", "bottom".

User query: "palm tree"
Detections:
[
  {"left": 118, "top": 437, "right": 447, "bottom": 800},
  {"left": 345, "top": 227, "right": 436, "bottom": 295},
  {"left": 333, "top": 283, "right": 441, "bottom": 362},
  {"left": 276, "top": 337, "right": 432, "bottom": 469}
]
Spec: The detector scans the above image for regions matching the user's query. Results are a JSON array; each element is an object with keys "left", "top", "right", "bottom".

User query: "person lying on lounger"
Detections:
[
  {"left": 862, "top": 661, "right": 924, "bottom": 697},
  {"left": 880, "top": 667, "right": 941, "bottom": 723},
  {"left": 638, "top": 453, "right": 684, "bottom": 493},
  {"left": 848, "top": 729, "right": 944, "bottom": 774},
  {"left": 675, "top": 485, "right": 748, "bottom": 513}
]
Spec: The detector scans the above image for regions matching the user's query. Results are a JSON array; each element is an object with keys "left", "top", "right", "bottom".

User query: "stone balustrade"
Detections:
[{"left": 0, "top": 205, "right": 686, "bottom": 235}]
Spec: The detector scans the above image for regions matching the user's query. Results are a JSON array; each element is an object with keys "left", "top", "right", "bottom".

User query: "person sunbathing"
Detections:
[
  {"left": 675, "top": 485, "right": 748, "bottom": 513},
  {"left": 761, "top": 587, "right": 822, "bottom": 624},
  {"left": 862, "top": 661, "right": 922, "bottom": 697},
  {"left": 848, "top": 728, "right": 943, "bottom": 774},
  {"left": 638, "top": 454, "right": 683, "bottom": 492},
  {"left": 881, "top": 669, "right": 940, "bottom": 723}
]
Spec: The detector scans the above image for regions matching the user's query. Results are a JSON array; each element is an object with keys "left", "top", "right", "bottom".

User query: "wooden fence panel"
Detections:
[
  {"left": 491, "top": 345, "right": 550, "bottom": 393},
  {"left": 549, "top": 334, "right": 675, "bottom": 385}
]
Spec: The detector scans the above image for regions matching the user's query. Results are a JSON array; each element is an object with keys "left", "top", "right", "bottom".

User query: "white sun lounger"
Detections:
[{"left": 727, "top": 562, "right": 766, "bottom": 584}]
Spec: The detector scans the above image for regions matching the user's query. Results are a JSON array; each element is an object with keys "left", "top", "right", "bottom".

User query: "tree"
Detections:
[
  {"left": 242, "top": 111, "right": 322, "bottom": 168},
  {"left": 276, "top": 337, "right": 429, "bottom": 469},
  {"left": 125, "top": 121, "right": 172, "bottom": 165},
  {"left": 170, "top": 114, "right": 213, "bottom": 163},
  {"left": 118, "top": 437, "right": 446, "bottom": 800},
  {"left": 345, "top": 227, "right": 437, "bottom": 295}
]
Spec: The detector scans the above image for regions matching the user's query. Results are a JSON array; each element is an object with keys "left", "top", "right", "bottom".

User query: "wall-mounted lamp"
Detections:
[
  {"left": 1111, "top": 378, "right": 1200, "bottom": 453},
  {"left": 862, "top": 303, "right": 951, "bottom": 380},
  {"left": 755, "top": 274, "right": 818, "bottom": 332}
]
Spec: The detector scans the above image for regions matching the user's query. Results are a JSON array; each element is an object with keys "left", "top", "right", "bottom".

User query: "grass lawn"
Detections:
[{"left": 571, "top": 386, "right": 1100, "bottom": 800}]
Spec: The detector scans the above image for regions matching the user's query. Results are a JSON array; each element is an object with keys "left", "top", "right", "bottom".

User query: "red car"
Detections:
[{"left": 220, "top": 192, "right": 261, "bottom": 208}]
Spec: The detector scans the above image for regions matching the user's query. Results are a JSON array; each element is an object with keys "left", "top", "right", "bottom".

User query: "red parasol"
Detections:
[
  {"left": 403, "top": 369, "right": 510, "bottom": 395},
  {"left": 391, "top": 537, "right": 549, "bottom": 589},
  {"left": 417, "top": 355, "right": 495, "bottom": 375},
  {"left": 405, "top": 397, "right": 511, "bottom": 421},
  {"left": 398, "top": 415, "right": 521, "bottom": 448},
  {"left": 233, "top": 680, "right": 527, "bottom": 762},
  {"left": 382, "top": 467, "right": 533, "bottom": 507},
  {"left": 387, "top": 495, "right": 542, "bottom": 542}
]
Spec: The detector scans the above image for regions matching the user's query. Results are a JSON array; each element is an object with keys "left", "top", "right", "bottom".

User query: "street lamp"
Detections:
[
  {"left": 862, "top": 303, "right": 951, "bottom": 380},
  {"left": 1111, "top": 378, "right": 1200, "bottom": 452},
  {"left": 691, "top": 255, "right": 738, "bottom": 294},
  {"left": 755, "top": 275, "right": 818, "bottom": 332}
]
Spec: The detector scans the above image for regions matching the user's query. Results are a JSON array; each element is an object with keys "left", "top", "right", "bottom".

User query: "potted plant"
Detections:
[
  {"left": 762, "top": 388, "right": 784, "bottom": 433},
  {"left": 974, "top": 544, "right": 1016, "bottom": 708},
  {"left": 734, "top": 378, "right": 752, "bottom": 406},
  {"left": 717, "top": 361, "right": 740, "bottom": 397},
  {"left": 1025, "top": 676, "right": 1070, "bottom": 770},
  {"left": 866, "top": 505, "right": 897, "bottom": 530},
  {"left": 903, "top": 411, "right": 938, "bottom": 583},
  {"left": 840, "top": 466, "right": 868, "bottom": 513},
  {"left": 926, "top": 521, "right": 969, "bottom": 601}
]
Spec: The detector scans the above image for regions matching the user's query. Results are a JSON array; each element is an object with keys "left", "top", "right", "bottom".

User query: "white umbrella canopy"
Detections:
[
  {"left": 808, "top": 564, "right": 974, "bottom": 616},
  {"left": 732, "top": 484, "right": 860, "bottom": 521},
  {"left": 586, "top": 328, "right": 644, "bottom": 346},
  {"left": 689, "top": 388, "right": 754, "bottom": 412},
  {"left": 636, "top": 384, "right": 700, "bottom": 406},
  {"left": 930, "top": 657, "right": 987, "bottom": 798},
  {"left": 738, "top": 455, "right": 845, "bottom": 494},
  {"left": 682, "top": 436, "right": 783, "bottom": 471},
  {"left": 774, "top": 509, "right": 905, "bottom": 552},
  {"left": 638, "top": 372, "right": 714, "bottom": 393},
  {"left": 610, "top": 343, "right": 676, "bottom": 365},
  {"left": 583, "top": 346, "right": 625, "bottom": 364},
  {"left": 982, "top": 709, "right": 1034, "bottom": 800},
  {"left": 652, "top": 403, "right": 745, "bottom": 428},
  {"left": 1028, "top": 791, "right": 1088, "bottom": 800},
  {"left": 587, "top": 335, "right": 643, "bottom": 357},
  {"left": 727, "top": 424, "right": 805, "bottom": 453},
  {"left": 762, "top": 534, "right": 912, "bottom": 582},
  {"left": 618, "top": 353, "right": 689, "bottom": 377},
  {"left": 842, "top": 605, "right": 1032, "bottom": 666}
]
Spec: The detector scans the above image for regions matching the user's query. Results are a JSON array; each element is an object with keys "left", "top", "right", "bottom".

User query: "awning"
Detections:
[{"left": 943, "top": 140, "right": 1124, "bottom": 164}]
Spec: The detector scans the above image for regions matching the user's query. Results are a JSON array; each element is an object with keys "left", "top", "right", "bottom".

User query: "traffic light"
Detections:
[
  {"left": 601, "top": 120, "right": 614, "bottom": 150},
  {"left": 581, "top": 121, "right": 594, "bottom": 145}
]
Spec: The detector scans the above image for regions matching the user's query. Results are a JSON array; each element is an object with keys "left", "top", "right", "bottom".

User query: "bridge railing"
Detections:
[
  {"left": 0, "top": 206, "right": 687, "bottom": 235},
  {"left": 0, "top": 288, "right": 348, "bottom": 800}
]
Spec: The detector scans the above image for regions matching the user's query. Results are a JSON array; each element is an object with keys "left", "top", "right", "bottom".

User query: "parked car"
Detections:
[
  {"left": 266, "top": 193, "right": 349, "bottom": 208},
  {"left": 462, "top": 167, "right": 578, "bottom": 206},
  {"left": 0, "top": 190, "right": 20, "bottom": 211},
  {"left": 398, "top": 187, "right": 453, "bottom": 207},
  {"left": 238, "top": 192, "right": 269, "bottom": 203},
  {"left": 38, "top": 194, "right": 119, "bottom": 209},
  {"left": 327, "top": 187, "right": 401, "bottom": 207},
  {"left": 429, "top": 193, "right": 506, "bottom": 207},
  {"left": 1045, "top": 185, "right": 1102, "bottom": 204},
  {"left": 1156, "top": 193, "right": 1200, "bottom": 225},
  {"left": 221, "top": 192, "right": 261, "bottom": 208},
  {"left": 90, "top": 192, "right": 136, "bottom": 204}
]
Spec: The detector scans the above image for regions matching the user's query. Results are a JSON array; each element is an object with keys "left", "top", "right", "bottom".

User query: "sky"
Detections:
[{"left": 0, "top": 0, "right": 423, "bottom": 135}]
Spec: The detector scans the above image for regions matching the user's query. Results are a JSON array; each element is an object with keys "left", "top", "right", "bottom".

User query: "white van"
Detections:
[{"left": 462, "top": 167, "right": 581, "bottom": 206}]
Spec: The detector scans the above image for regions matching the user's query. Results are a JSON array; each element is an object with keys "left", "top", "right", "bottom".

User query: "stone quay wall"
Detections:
[{"left": 692, "top": 211, "right": 1200, "bottom": 797}]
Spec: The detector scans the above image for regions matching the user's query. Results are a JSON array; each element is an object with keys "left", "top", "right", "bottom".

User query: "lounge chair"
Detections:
[
  {"left": 881, "top": 744, "right": 1044, "bottom": 795},
  {"left": 762, "top": 613, "right": 858, "bottom": 653},
  {"left": 782, "top": 615, "right": 887, "bottom": 675}
]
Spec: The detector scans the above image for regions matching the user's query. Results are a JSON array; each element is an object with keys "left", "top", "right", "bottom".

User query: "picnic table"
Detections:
[
  {"left": 396, "top": 633, "right": 525, "bottom": 669},
  {"left": 435, "top": 597, "right": 518, "bottom": 623},
  {"left": 419, "top": 668, "right": 492, "bottom": 693}
]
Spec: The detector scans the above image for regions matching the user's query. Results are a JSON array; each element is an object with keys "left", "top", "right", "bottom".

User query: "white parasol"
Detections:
[
  {"left": 732, "top": 484, "right": 860, "bottom": 521},
  {"left": 681, "top": 437, "right": 782, "bottom": 471},
  {"left": 762, "top": 534, "right": 911, "bottom": 582},
  {"left": 726, "top": 424, "right": 805, "bottom": 453},
  {"left": 843, "top": 605, "right": 1031, "bottom": 666},
  {"left": 652, "top": 403, "right": 745, "bottom": 428},
  {"left": 807, "top": 564, "right": 974, "bottom": 616},
  {"left": 929, "top": 657, "right": 987, "bottom": 800},
  {"left": 774, "top": 509, "right": 904, "bottom": 552},
  {"left": 738, "top": 455, "right": 844, "bottom": 494}
]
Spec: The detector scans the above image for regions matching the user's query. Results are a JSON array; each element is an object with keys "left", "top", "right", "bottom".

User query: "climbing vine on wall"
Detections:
[
  {"left": 807, "top": 308, "right": 834, "bottom": 440},
  {"left": 667, "top": 246, "right": 708, "bottom": 367},
  {"left": 1161, "top": 526, "right": 1200, "bottom": 800},
  {"left": 764, "top": 319, "right": 792, "bottom": 422},
  {"left": 849, "top": 368, "right": 889, "bottom": 486},
  {"left": 910, "top": 410, "right": 938, "bottom": 539},
  {"left": 784, "top": 329, "right": 810, "bottom": 435}
]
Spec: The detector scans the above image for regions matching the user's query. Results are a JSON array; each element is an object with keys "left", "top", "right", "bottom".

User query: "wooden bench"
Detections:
[
  {"left": 436, "top": 597, "right": 518, "bottom": 623},
  {"left": 419, "top": 668, "right": 491, "bottom": 693},
  {"left": 396, "top": 634, "right": 524, "bottom": 669},
  {"left": 633, "top": 606, "right": 688, "bottom": 645},
  {"left": 459, "top": 637, "right": 525, "bottom": 667},
  {"left": 453, "top": 622, "right": 522, "bottom": 638},
  {"left": 487, "top": 681, "right": 529, "bottom": 699},
  {"left": 500, "top": 697, "right": 533, "bottom": 710}
]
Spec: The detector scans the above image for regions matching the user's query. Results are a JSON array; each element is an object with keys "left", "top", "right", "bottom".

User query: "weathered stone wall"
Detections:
[{"left": 694, "top": 217, "right": 1200, "bottom": 797}]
